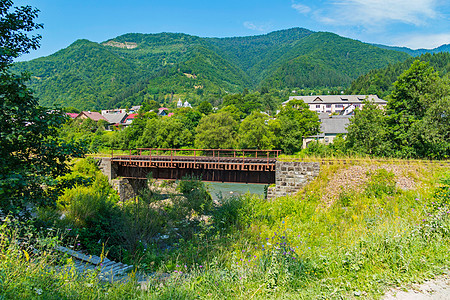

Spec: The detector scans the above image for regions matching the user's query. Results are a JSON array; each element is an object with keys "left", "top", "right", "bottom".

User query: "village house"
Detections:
[
  {"left": 281, "top": 95, "right": 386, "bottom": 148},
  {"left": 283, "top": 94, "right": 386, "bottom": 114},
  {"left": 75, "top": 111, "right": 108, "bottom": 122},
  {"left": 102, "top": 112, "right": 128, "bottom": 130},
  {"left": 66, "top": 112, "right": 78, "bottom": 119},
  {"left": 101, "top": 105, "right": 141, "bottom": 115},
  {"left": 302, "top": 113, "right": 350, "bottom": 148}
]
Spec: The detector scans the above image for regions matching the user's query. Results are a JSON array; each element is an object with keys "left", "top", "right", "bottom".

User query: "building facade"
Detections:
[{"left": 283, "top": 95, "right": 386, "bottom": 114}]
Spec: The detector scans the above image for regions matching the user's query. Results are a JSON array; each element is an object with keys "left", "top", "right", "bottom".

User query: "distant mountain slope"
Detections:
[
  {"left": 349, "top": 52, "right": 450, "bottom": 98},
  {"left": 261, "top": 32, "right": 410, "bottom": 88},
  {"left": 14, "top": 28, "right": 412, "bottom": 110},
  {"left": 373, "top": 43, "right": 450, "bottom": 56}
]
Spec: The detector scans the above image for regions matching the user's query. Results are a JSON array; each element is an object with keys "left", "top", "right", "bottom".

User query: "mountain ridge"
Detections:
[{"left": 14, "top": 27, "right": 445, "bottom": 110}]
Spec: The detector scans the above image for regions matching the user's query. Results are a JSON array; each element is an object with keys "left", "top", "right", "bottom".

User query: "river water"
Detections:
[{"left": 206, "top": 182, "right": 266, "bottom": 200}]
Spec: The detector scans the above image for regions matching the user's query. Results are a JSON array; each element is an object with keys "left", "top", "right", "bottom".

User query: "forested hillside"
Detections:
[
  {"left": 13, "top": 28, "right": 412, "bottom": 110},
  {"left": 349, "top": 52, "right": 450, "bottom": 98}
]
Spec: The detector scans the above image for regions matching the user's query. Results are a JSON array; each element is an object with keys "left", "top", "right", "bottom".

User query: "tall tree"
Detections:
[
  {"left": 345, "top": 100, "right": 390, "bottom": 156},
  {"left": 387, "top": 60, "right": 448, "bottom": 157},
  {"left": 238, "top": 112, "right": 275, "bottom": 149},
  {"left": 194, "top": 112, "right": 238, "bottom": 149},
  {"left": 0, "top": 1, "right": 85, "bottom": 214},
  {"left": 271, "top": 99, "right": 320, "bottom": 154}
]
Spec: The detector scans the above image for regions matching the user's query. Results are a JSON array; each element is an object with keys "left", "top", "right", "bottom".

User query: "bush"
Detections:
[
  {"left": 364, "top": 168, "right": 397, "bottom": 197},
  {"left": 176, "top": 175, "right": 212, "bottom": 215}
]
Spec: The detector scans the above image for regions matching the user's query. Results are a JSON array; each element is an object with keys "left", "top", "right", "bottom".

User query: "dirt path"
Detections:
[{"left": 383, "top": 275, "right": 450, "bottom": 299}]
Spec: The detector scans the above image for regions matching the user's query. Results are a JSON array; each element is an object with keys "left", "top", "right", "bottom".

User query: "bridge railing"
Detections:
[{"left": 111, "top": 148, "right": 280, "bottom": 164}]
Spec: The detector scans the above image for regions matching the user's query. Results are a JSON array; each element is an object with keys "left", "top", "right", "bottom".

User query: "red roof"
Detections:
[
  {"left": 158, "top": 107, "right": 168, "bottom": 111},
  {"left": 125, "top": 113, "right": 138, "bottom": 121},
  {"left": 78, "top": 111, "right": 107, "bottom": 121},
  {"left": 66, "top": 113, "right": 78, "bottom": 119}
]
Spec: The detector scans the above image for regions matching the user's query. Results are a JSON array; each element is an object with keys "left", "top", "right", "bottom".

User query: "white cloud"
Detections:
[
  {"left": 243, "top": 21, "right": 272, "bottom": 32},
  {"left": 292, "top": 3, "right": 311, "bottom": 14},
  {"left": 394, "top": 33, "right": 450, "bottom": 49},
  {"left": 319, "top": 0, "right": 438, "bottom": 27}
]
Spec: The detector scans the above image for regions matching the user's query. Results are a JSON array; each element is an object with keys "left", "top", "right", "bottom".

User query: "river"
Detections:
[{"left": 205, "top": 182, "right": 266, "bottom": 200}]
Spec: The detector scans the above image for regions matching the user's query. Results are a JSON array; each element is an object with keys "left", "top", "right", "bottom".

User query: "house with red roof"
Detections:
[
  {"left": 158, "top": 107, "right": 169, "bottom": 116},
  {"left": 66, "top": 113, "right": 78, "bottom": 119},
  {"left": 76, "top": 111, "right": 108, "bottom": 122}
]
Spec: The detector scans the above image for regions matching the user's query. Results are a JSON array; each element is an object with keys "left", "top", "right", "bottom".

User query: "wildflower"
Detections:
[
  {"left": 34, "top": 288, "right": 43, "bottom": 295},
  {"left": 199, "top": 265, "right": 203, "bottom": 268}
]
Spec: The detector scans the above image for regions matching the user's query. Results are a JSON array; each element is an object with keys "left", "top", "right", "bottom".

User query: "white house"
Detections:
[{"left": 283, "top": 95, "right": 386, "bottom": 114}]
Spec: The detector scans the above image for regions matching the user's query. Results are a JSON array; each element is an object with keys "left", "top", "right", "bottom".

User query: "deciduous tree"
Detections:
[{"left": 0, "top": 1, "right": 86, "bottom": 214}]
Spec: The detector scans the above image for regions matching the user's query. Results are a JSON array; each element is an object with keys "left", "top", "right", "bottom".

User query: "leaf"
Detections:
[{"left": 23, "top": 250, "right": 30, "bottom": 262}]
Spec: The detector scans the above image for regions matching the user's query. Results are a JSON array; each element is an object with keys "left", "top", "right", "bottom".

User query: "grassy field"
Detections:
[{"left": 1, "top": 159, "right": 449, "bottom": 299}]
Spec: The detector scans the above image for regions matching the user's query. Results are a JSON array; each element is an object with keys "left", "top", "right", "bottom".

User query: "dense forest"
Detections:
[
  {"left": 13, "top": 28, "right": 411, "bottom": 110},
  {"left": 349, "top": 52, "right": 450, "bottom": 98}
]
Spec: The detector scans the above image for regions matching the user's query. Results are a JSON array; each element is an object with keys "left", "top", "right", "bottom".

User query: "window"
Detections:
[
  {"left": 316, "top": 105, "right": 321, "bottom": 108},
  {"left": 335, "top": 104, "right": 343, "bottom": 108},
  {"left": 326, "top": 104, "right": 331, "bottom": 108}
]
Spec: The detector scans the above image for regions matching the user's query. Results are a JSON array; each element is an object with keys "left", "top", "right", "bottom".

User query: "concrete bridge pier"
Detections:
[{"left": 97, "top": 158, "right": 145, "bottom": 201}]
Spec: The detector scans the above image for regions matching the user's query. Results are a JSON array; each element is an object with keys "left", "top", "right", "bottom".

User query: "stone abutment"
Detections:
[{"left": 266, "top": 161, "right": 320, "bottom": 199}]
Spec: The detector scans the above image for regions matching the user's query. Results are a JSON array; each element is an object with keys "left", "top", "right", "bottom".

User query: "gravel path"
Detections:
[
  {"left": 321, "top": 164, "right": 422, "bottom": 207},
  {"left": 383, "top": 275, "right": 450, "bottom": 299}
]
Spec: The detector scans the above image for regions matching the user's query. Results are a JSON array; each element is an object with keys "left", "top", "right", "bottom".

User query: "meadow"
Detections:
[{"left": 1, "top": 159, "right": 449, "bottom": 299}]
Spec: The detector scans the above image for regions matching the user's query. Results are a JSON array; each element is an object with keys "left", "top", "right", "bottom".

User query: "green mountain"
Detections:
[
  {"left": 13, "top": 28, "right": 411, "bottom": 110},
  {"left": 348, "top": 52, "right": 450, "bottom": 98},
  {"left": 372, "top": 43, "right": 450, "bottom": 57}
]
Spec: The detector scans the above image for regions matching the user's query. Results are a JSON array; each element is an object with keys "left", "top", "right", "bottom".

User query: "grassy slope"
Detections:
[{"left": 1, "top": 160, "right": 448, "bottom": 299}]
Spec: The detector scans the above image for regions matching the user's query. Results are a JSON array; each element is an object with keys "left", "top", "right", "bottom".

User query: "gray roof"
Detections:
[
  {"left": 309, "top": 115, "right": 351, "bottom": 137},
  {"left": 283, "top": 94, "right": 386, "bottom": 105},
  {"left": 320, "top": 116, "right": 350, "bottom": 135},
  {"left": 102, "top": 112, "right": 128, "bottom": 124}
]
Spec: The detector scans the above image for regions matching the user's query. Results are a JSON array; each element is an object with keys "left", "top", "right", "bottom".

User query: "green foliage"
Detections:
[
  {"left": 311, "top": 59, "right": 450, "bottom": 159},
  {"left": 0, "top": 2, "right": 87, "bottom": 215},
  {"left": 364, "top": 169, "right": 397, "bottom": 198},
  {"left": 0, "top": 217, "right": 139, "bottom": 299},
  {"left": 0, "top": 0, "right": 42, "bottom": 69},
  {"left": 194, "top": 111, "right": 238, "bottom": 149},
  {"left": 238, "top": 111, "right": 275, "bottom": 149},
  {"left": 271, "top": 99, "right": 320, "bottom": 154},
  {"left": 387, "top": 60, "right": 449, "bottom": 158},
  {"left": 345, "top": 100, "right": 390, "bottom": 156},
  {"left": 13, "top": 28, "right": 411, "bottom": 110},
  {"left": 176, "top": 175, "right": 212, "bottom": 215},
  {"left": 349, "top": 52, "right": 450, "bottom": 98},
  {"left": 197, "top": 100, "right": 212, "bottom": 115}
]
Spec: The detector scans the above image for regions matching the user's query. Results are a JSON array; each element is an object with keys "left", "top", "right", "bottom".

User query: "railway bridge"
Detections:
[
  {"left": 107, "top": 148, "right": 279, "bottom": 184},
  {"left": 98, "top": 148, "right": 320, "bottom": 200}
]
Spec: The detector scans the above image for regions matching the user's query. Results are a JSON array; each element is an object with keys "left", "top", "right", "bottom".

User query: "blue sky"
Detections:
[{"left": 16, "top": 0, "right": 450, "bottom": 61}]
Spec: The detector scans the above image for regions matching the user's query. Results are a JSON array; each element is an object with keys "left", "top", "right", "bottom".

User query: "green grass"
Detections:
[{"left": 1, "top": 161, "right": 449, "bottom": 299}]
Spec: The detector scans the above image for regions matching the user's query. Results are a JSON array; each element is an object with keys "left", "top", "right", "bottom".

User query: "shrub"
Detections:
[
  {"left": 364, "top": 168, "right": 397, "bottom": 197},
  {"left": 176, "top": 175, "right": 212, "bottom": 215}
]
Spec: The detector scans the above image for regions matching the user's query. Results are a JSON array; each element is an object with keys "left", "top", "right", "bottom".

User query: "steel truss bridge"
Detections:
[{"left": 110, "top": 148, "right": 281, "bottom": 184}]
